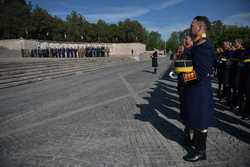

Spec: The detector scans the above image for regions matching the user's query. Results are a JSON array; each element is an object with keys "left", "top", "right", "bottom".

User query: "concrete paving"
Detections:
[{"left": 0, "top": 58, "right": 249, "bottom": 167}]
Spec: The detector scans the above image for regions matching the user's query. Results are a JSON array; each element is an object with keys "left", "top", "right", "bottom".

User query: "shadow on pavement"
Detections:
[
  {"left": 135, "top": 68, "right": 188, "bottom": 151},
  {"left": 142, "top": 69, "right": 156, "bottom": 74},
  {"left": 135, "top": 67, "right": 250, "bottom": 152}
]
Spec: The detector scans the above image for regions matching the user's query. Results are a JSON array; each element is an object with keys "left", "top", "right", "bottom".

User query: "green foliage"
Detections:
[
  {"left": 166, "top": 20, "right": 250, "bottom": 51},
  {"left": 65, "top": 11, "right": 87, "bottom": 42},
  {"left": 0, "top": 0, "right": 165, "bottom": 50},
  {"left": 146, "top": 31, "right": 164, "bottom": 50},
  {"left": 165, "top": 32, "right": 181, "bottom": 52},
  {"left": 208, "top": 21, "right": 250, "bottom": 48},
  {"left": 29, "top": 6, "right": 55, "bottom": 40},
  {"left": 50, "top": 16, "right": 66, "bottom": 41},
  {"left": 0, "top": 0, "right": 31, "bottom": 39},
  {"left": 117, "top": 19, "right": 147, "bottom": 43}
]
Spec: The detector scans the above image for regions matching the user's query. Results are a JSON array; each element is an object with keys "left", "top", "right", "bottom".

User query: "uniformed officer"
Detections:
[
  {"left": 70, "top": 47, "right": 74, "bottom": 58},
  {"left": 45, "top": 47, "right": 49, "bottom": 57},
  {"left": 66, "top": 47, "right": 70, "bottom": 58},
  {"left": 38, "top": 47, "right": 42, "bottom": 57},
  {"left": 180, "top": 16, "right": 215, "bottom": 162},
  {"left": 101, "top": 47, "right": 105, "bottom": 57},
  {"left": 179, "top": 36, "right": 193, "bottom": 146},
  {"left": 221, "top": 41, "right": 232, "bottom": 104},
  {"left": 106, "top": 47, "right": 110, "bottom": 57},
  {"left": 183, "top": 36, "right": 193, "bottom": 60},
  {"left": 215, "top": 47, "right": 225, "bottom": 98},
  {"left": 176, "top": 45, "right": 184, "bottom": 60},
  {"left": 241, "top": 48, "right": 250, "bottom": 119},
  {"left": 62, "top": 47, "right": 65, "bottom": 58},
  {"left": 74, "top": 47, "right": 77, "bottom": 58},
  {"left": 85, "top": 47, "right": 89, "bottom": 57},
  {"left": 58, "top": 47, "right": 62, "bottom": 58},
  {"left": 79, "top": 47, "right": 84, "bottom": 57},
  {"left": 231, "top": 39, "right": 244, "bottom": 112},
  {"left": 151, "top": 50, "right": 158, "bottom": 73}
]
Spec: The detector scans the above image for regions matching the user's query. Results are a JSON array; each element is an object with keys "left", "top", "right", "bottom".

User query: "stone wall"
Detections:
[
  {"left": 0, "top": 40, "right": 19, "bottom": 50},
  {"left": 0, "top": 39, "right": 146, "bottom": 58}
]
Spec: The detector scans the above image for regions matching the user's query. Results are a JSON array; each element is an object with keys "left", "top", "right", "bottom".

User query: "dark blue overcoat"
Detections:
[
  {"left": 180, "top": 40, "right": 215, "bottom": 129},
  {"left": 152, "top": 51, "right": 158, "bottom": 67}
]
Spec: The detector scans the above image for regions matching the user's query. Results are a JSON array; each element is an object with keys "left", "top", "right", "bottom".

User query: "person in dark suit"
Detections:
[
  {"left": 231, "top": 39, "right": 244, "bottom": 113},
  {"left": 62, "top": 47, "right": 66, "bottom": 58},
  {"left": 151, "top": 51, "right": 158, "bottom": 73},
  {"left": 215, "top": 47, "right": 225, "bottom": 98},
  {"left": 221, "top": 41, "right": 234, "bottom": 105},
  {"left": 66, "top": 47, "right": 70, "bottom": 58},
  {"left": 179, "top": 36, "right": 193, "bottom": 147},
  {"left": 241, "top": 48, "right": 250, "bottom": 119},
  {"left": 180, "top": 16, "right": 215, "bottom": 162}
]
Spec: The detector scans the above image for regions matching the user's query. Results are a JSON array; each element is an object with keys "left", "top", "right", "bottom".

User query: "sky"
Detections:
[{"left": 29, "top": 0, "right": 250, "bottom": 39}]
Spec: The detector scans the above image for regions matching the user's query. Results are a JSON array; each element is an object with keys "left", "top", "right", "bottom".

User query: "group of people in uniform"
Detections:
[
  {"left": 170, "top": 16, "right": 250, "bottom": 162},
  {"left": 21, "top": 46, "right": 110, "bottom": 58},
  {"left": 216, "top": 40, "right": 250, "bottom": 119}
]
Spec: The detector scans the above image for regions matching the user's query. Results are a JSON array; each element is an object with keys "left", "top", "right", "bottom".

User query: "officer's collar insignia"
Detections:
[{"left": 194, "top": 32, "right": 207, "bottom": 43}]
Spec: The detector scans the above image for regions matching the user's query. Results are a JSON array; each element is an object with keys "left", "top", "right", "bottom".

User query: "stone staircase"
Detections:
[{"left": 0, "top": 57, "right": 137, "bottom": 89}]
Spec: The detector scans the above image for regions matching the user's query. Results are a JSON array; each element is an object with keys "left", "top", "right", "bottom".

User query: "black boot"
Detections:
[
  {"left": 217, "top": 84, "right": 222, "bottom": 98},
  {"left": 154, "top": 68, "right": 157, "bottom": 73},
  {"left": 183, "top": 130, "right": 207, "bottom": 162},
  {"left": 240, "top": 95, "right": 248, "bottom": 119},
  {"left": 183, "top": 149, "right": 206, "bottom": 162},
  {"left": 182, "top": 127, "right": 193, "bottom": 147}
]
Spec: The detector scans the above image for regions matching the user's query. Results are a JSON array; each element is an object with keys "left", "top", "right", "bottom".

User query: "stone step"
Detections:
[
  {"left": 0, "top": 57, "right": 134, "bottom": 73},
  {"left": 0, "top": 57, "right": 137, "bottom": 89},
  {"left": 0, "top": 59, "right": 103, "bottom": 72},
  {"left": 0, "top": 59, "right": 135, "bottom": 89},
  {"left": 0, "top": 58, "right": 135, "bottom": 80},
  {"left": 0, "top": 60, "right": 122, "bottom": 84},
  {"left": 0, "top": 63, "right": 116, "bottom": 89},
  {"left": 0, "top": 62, "right": 102, "bottom": 79}
]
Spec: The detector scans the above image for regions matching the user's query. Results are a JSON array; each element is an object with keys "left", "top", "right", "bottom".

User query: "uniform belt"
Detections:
[
  {"left": 243, "top": 59, "right": 250, "bottom": 63},
  {"left": 175, "top": 66, "right": 193, "bottom": 73},
  {"left": 221, "top": 58, "right": 227, "bottom": 61}
]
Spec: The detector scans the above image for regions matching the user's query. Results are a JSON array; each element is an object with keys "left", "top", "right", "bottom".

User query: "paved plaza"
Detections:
[{"left": 0, "top": 58, "right": 249, "bottom": 167}]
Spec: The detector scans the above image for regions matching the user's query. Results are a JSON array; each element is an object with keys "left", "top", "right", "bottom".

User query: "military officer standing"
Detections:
[
  {"left": 222, "top": 42, "right": 234, "bottom": 105},
  {"left": 180, "top": 16, "right": 215, "bottom": 162},
  {"left": 179, "top": 36, "right": 193, "bottom": 146},
  {"left": 231, "top": 39, "right": 244, "bottom": 113},
  {"left": 215, "top": 47, "right": 225, "bottom": 98},
  {"left": 151, "top": 50, "right": 158, "bottom": 73},
  {"left": 241, "top": 47, "right": 250, "bottom": 119}
]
